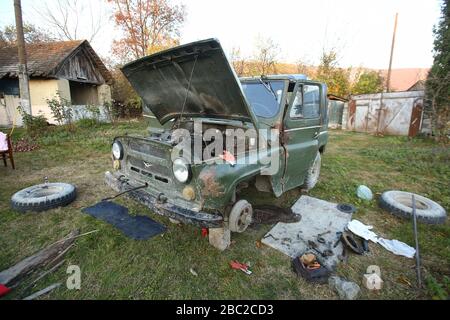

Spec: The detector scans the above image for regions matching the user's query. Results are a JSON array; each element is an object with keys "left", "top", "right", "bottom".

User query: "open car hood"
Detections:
[{"left": 121, "top": 38, "right": 257, "bottom": 126}]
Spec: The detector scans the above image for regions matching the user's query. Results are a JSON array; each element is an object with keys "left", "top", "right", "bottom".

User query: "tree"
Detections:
[
  {"left": 315, "top": 50, "right": 351, "bottom": 97},
  {"left": 108, "top": 0, "right": 186, "bottom": 62},
  {"left": 352, "top": 70, "right": 384, "bottom": 95},
  {"left": 230, "top": 47, "right": 247, "bottom": 76},
  {"left": 0, "top": 23, "right": 53, "bottom": 47},
  {"left": 35, "top": 0, "right": 104, "bottom": 42},
  {"left": 425, "top": 0, "right": 450, "bottom": 142},
  {"left": 295, "top": 58, "right": 314, "bottom": 78},
  {"left": 252, "top": 36, "right": 280, "bottom": 75}
]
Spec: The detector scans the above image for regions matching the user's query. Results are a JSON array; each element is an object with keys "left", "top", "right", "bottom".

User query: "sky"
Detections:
[{"left": 0, "top": 0, "right": 443, "bottom": 69}]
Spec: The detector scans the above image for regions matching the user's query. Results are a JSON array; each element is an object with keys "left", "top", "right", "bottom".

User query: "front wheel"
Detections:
[{"left": 303, "top": 152, "right": 321, "bottom": 191}]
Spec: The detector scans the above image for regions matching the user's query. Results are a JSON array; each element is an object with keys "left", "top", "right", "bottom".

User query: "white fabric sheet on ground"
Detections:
[
  {"left": 378, "top": 238, "right": 416, "bottom": 258},
  {"left": 347, "top": 219, "right": 416, "bottom": 258},
  {"left": 347, "top": 219, "right": 379, "bottom": 243},
  {"left": 261, "top": 196, "right": 353, "bottom": 270}
]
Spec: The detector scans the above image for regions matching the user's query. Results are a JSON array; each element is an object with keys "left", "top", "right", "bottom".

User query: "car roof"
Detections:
[{"left": 239, "top": 74, "right": 308, "bottom": 82}]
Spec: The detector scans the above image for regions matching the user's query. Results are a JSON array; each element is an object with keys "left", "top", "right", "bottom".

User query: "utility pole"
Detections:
[
  {"left": 386, "top": 12, "right": 398, "bottom": 93},
  {"left": 377, "top": 12, "right": 398, "bottom": 135},
  {"left": 14, "top": 0, "right": 32, "bottom": 115}
]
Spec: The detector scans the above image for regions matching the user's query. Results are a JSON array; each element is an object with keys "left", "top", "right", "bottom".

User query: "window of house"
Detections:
[
  {"left": 290, "top": 84, "right": 321, "bottom": 119},
  {"left": 69, "top": 81, "right": 99, "bottom": 105}
]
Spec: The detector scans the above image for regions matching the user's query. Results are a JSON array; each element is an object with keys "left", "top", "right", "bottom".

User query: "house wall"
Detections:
[
  {"left": 28, "top": 79, "right": 71, "bottom": 124},
  {"left": 1, "top": 78, "right": 113, "bottom": 127},
  {"left": 97, "top": 84, "right": 111, "bottom": 105},
  {"left": 56, "top": 46, "right": 105, "bottom": 84},
  {"left": 0, "top": 94, "right": 22, "bottom": 127},
  {"left": 70, "top": 83, "right": 112, "bottom": 123},
  {"left": 347, "top": 91, "right": 425, "bottom": 136}
]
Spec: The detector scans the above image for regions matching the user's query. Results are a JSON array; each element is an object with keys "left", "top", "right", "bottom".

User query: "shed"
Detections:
[
  {"left": 0, "top": 40, "right": 112, "bottom": 127},
  {"left": 327, "top": 94, "right": 348, "bottom": 129},
  {"left": 347, "top": 90, "right": 425, "bottom": 137}
]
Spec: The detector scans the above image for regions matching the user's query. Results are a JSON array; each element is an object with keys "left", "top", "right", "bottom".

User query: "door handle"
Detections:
[{"left": 313, "top": 131, "right": 319, "bottom": 139}]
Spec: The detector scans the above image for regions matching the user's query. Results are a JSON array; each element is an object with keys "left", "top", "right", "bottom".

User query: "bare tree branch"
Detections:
[{"left": 34, "top": 0, "right": 104, "bottom": 43}]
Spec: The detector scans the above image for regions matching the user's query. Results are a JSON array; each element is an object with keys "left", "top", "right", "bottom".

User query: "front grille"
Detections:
[
  {"left": 129, "top": 165, "right": 169, "bottom": 183},
  {"left": 129, "top": 140, "right": 167, "bottom": 159},
  {"left": 128, "top": 157, "right": 170, "bottom": 177}
]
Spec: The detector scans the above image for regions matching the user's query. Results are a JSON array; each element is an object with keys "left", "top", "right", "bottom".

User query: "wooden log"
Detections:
[
  {"left": 0, "top": 230, "right": 80, "bottom": 286},
  {"left": 22, "top": 260, "right": 65, "bottom": 291}
]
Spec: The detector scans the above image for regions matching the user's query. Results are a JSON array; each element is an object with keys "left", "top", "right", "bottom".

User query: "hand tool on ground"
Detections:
[
  {"left": 307, "top": 240, "right": 333, "bottom": 257},
  {"left": 333, "top": 232, "right": 343, "bottom": 248},
  {"left": 317, "top": 230, "right": 331, "bottom": 237}
]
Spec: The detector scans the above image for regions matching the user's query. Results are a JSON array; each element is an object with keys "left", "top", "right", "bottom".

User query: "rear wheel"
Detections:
[{"left": 303, "top": 152, "right": 321, "bottom": 191}]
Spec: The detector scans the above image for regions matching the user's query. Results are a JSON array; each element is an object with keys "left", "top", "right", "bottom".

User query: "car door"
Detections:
[{"left": 281, "top": 82, "right": 322, "bottom": 192}]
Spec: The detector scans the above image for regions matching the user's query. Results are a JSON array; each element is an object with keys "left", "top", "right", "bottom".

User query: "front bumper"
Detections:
[{"left": 104, "top": 171, "right": 223, "bottom": 228}]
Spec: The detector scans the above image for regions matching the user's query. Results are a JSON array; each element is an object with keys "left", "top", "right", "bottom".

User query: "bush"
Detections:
[
  {"left": 46, "top": 92, "right": 73, "bottom": 125},
  {"left": 85, "top": 104, "right": 101, "bottom": 122},
  {"left": 17, "top": 106, "right": 48, "bottom": 136},
  {"left": 112, "top": 98, "right": 143, "bottom": 119}
]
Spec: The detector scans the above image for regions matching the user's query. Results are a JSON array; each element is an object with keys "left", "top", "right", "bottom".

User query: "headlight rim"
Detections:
[
  {"left": 172, "top": 157, "right": 191, "bottom": 183},
  {"left": 112, "top": 140, "right": 124, "bottom": 160}
]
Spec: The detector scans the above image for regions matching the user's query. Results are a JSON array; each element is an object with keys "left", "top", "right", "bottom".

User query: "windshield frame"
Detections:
[{"left": 240, "top": 79, "right": 288, "bottom": 120}]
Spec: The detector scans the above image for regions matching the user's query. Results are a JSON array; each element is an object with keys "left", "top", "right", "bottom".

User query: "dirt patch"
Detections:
[{"left": 250, "top": 205, "right": 301, "bottom": 226}]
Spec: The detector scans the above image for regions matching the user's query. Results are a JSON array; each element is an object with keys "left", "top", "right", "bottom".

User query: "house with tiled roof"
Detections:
[{"left": 0, "top": 40, "right": 112, "bottom": 126}]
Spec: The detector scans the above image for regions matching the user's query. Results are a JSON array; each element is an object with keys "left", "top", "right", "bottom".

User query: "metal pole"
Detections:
[
  {"left": 412, "top": 195, "right": 422, "bottom": 289},
  {"left": 14, "top": 0, "right": 32, "bottom": 115},
  {"left": 386, "top": 13, "right": 398, "bottom": 93}
]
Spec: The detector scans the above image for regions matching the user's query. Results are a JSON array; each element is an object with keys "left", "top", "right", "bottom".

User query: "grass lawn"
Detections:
[{"left": 0, "top": 120, "right": 449, "bottom": 300}]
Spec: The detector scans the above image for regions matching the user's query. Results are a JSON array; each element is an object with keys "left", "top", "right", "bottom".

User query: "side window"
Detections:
[{"left": 289, "top": 84, "right": 321, "bottom": 119}]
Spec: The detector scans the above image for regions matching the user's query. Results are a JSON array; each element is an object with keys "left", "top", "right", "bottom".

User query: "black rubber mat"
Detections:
[{"left": 82, "top": 201, "right": 166, "bottom": 240}]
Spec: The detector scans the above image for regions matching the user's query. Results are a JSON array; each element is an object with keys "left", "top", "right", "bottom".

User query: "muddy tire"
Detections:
[
  {"left": 11, "top": 183, "right": 77, "bottom": 213},
  {"left": 379, "top": 190, "right": 447, "bottom": 224},
  {"left": 229, "top": 200, "right": 253, "bottom": 233},
  {"left": 303, "top": 152, "right": 321, "bottom": 191}
]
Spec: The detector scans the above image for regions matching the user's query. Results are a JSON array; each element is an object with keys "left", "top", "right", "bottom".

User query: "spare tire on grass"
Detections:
[
  {"left": 11, "top": 183, "right": 77, "bottom": 213},
  {"left": 379, "top": 190, "right": 447, "bottom": 224}
]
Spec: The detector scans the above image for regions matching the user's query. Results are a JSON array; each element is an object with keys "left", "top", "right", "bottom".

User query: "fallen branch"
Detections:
[
  {"left": 23, "top": 283, "right": 61, "bottom": 300},
  {"left": 0, "top": 230, "right": 80, "bottom": 286},
  {"left": 47, "top": 243, "right": 74, "bottom": 267},
  {"left": 48, "top": 229, "right": 99, "bottom": 246},
  {"left": 22, "top": 260, "right": 65, "bottom": 292}
]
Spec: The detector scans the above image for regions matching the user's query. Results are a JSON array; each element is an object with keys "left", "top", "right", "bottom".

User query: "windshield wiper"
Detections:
[{"left": 259, "top": 79, "right": 278, "bottom": 101}]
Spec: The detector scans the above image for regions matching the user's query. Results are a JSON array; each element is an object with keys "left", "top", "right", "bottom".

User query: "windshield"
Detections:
[{"left": 240, "top": 80, "right": 284, "bottom": 118}]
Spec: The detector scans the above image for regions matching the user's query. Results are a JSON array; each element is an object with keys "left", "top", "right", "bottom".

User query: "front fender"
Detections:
[{"left": 194, "top": 161, "right": 262, "bottom": 210}]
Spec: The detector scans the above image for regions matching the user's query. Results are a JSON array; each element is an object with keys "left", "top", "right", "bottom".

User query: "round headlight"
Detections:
[
  {"left": 112, "top": 141, "right": 124, "bottom": 160},
  {"left": 173, "top": 158, "right": 190, "bottom": 183}
]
